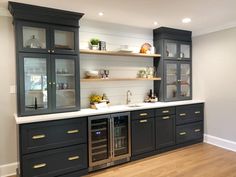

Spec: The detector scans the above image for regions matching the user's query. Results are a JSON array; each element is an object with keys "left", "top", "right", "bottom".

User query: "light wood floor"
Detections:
[
  {"left": 10, "top": 143, "right": 236, "bottom": 177},
  {"left": 85, "top": 143, "right": 236, "bottom": 177}
]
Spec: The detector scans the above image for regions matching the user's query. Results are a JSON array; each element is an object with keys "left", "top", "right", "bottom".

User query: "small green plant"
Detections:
[{"left": 90, "top": 38, "right": 100, "bottom": 45}]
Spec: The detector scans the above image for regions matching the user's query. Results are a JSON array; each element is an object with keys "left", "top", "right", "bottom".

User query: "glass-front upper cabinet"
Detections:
[
  {"left": 164, "top": 61, "right": 178, "bottom": 101},
  {"left": 16, "top": 22, "right": 78, "bottom": 55},
  {"left": 17, "top": 21, "right": 50, "bottom": 53},
  {"left": 164, "top": 40, "right": 191, "bottom": 60},
  {"left": 19, "top": 53, "right": 51, "bottom": 115},
  {"left": 52, "top": 56, "right": 78, "bottom": 110},
  {"left": 179, "top": 62, "right": 191, "bottom": 99},
  {"left": 52, "top": 26, "right": 78, "bottom": 55}
]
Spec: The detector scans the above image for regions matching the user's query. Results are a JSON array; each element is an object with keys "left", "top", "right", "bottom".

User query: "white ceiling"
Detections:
[{"left": 1, "top": 0, "right": 236, "bottom": 36}]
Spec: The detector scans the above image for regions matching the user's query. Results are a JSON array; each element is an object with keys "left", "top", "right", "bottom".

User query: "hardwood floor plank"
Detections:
[{"left": 9, "top": 143, "right": 236, "bottom": 177}]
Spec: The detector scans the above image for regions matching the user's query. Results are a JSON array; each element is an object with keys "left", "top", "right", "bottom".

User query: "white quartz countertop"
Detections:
[{"left": 14, "top": 100, "right": 204, "bottom": 124}]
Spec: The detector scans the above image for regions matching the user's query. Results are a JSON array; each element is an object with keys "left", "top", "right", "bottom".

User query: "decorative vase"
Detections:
[{"left": 91, "top": 45, "right": 99, "bottom": 50}]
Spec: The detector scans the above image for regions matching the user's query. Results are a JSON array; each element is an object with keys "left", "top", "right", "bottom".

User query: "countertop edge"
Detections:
[{"left": 14, "top": 100, "right": 205, "bottom": 124}]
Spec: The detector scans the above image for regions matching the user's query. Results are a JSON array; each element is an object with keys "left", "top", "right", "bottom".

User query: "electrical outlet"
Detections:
[{"left": 10, "top": 85, "right": 16, "bottom": 94}]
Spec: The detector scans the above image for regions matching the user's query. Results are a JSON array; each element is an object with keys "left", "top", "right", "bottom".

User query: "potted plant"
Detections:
[
  {"left": 89, "top": 93, "right": 110, "bottom": 109},
  {"left": 90, "top": 38, "right": 100, "bottom": 50}
]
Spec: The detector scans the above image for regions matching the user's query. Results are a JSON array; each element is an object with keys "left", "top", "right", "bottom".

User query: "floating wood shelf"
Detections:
[
  {"left": 81, "top": 77, "right": 161, "bottom": 82},
  {"left": 80, "top": 49, "right": 161, "bottom": 58}
]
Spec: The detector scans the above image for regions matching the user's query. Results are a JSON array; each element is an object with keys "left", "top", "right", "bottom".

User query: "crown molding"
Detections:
[{"left": 193, "top": 21, "right": 236, "bottom": 37}]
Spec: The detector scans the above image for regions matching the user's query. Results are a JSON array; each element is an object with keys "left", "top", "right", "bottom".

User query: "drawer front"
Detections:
[
  {"left": 176, "top": 122, "right": 203, "bottom": 144},
  {"left": 21, "top": 118, "right": 87, "bottom": 154},
  {"left": 156, "top": 107, "right": 175, "bottom": 116},
  {"left": 131, "top": 109, "right": 155, "bottom": 120},
  {"left": 176, "top": 104, "right": 203, "bottom": 125},
  {"left": 22, "top": 144, "right": 87, "bottom": 177}
]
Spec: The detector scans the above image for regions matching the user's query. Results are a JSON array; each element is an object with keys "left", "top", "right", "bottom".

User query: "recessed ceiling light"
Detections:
[
  {"left": 182, "top": 18, "right": 191, "bottom": 23},
  {"left": 154, "top": 21, "right": 158, "bottom": 26},
  {"left": 98, "top": 12, "right": 104, "bottom": 16}
]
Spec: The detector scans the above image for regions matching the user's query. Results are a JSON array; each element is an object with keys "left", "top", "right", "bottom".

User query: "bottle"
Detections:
[{"left": 34, "top": 97, "right": 38, "bottom": 109}]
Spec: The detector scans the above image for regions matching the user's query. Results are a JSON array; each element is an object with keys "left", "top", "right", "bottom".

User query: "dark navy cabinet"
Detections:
[
  {"left": 8, "top": 1, "right": 83, "bottom": 116},
  {"left": 153, "top": 27, "right": 192, "bottom": 102}
]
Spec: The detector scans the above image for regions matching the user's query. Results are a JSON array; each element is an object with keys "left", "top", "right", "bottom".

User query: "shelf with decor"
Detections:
[
  {"left": 80, "top": 49, "right": 161, "bottom": 58},
  {"left": 81, "top": 77, "right": 161, "bottom": 82}
]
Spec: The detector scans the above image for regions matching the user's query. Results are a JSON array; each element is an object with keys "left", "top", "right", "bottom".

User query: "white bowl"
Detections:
[{"left": 86, "top": 70, "right": 99, "bottom": 77}]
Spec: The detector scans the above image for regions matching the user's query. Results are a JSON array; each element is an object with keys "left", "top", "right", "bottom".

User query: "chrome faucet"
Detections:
[{"left": 126, "top": 90, "right": 132, "bottom": 105}]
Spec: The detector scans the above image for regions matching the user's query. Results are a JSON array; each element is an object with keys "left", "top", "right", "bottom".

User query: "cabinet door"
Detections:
[
  {"left": 19, "top": 53, "right": 52, "bottom": 116},
  {"left": 131, "top": 118, "right": 155, "bottom": 156},
  {"left": 51, "top": 26, "right": 78, "bottom": 55},
  {"left": 179, "top": 61, "right": 192, "bottom": 100},
  {"left": 16, "top": 21, "right": 50, "bottom": 53},
  {"left": 164, "top": 61, "right": 179, "bottom": 101},
  {"left": 51, "top": 55, "right": 80, "bottom": 111},
  {"left": 156, "top": 115, "right": 175, "bottom": 149},
  {"left": 180, "top": 42, "right": 191, "bottom": 60},
  {"left": 164, "top": 40, "right": 178, "bottom": 59}
]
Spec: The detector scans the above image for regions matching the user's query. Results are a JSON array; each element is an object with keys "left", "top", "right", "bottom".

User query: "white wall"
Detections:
[
  {"left": 193, "top": 27, "right": 236, "bottom": 142},
  {"left": 0, "top": 16, "right": 17, "bottom": 172},
  {"left": 79, "top": 20, "right": 154, "bottom": 108}
]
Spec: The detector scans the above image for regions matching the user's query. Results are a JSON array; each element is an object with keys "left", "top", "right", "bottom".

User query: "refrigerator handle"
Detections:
[{"left": 109, "top": 117, "right": 114, "bottom": 158}]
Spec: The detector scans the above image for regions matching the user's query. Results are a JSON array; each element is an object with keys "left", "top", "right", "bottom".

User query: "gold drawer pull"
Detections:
[
  {"left": 179, "top": 132, "right": 187, "bottom": 136},
  {"left": 32, "top": 134, "right": 46, "bottom": 140},
  {"left": 179, "top": 113, "right": 186, "bottom": 117},
  {"left": 139, "top": 113, "right": 148, "bottom": 116},
  {"left": 162, "top": 110, "right": 169, "bottom": 113},
  {"left": 195, "top": 111, "right": 201, "bottom": 114},
  {"left": 67, "top": 129, "right": 79, "bottom": 134},
  {"left": 162, "top": 116, "right": 170, "bottom": 120},
  {"left": 139, "top": 119, "right": 148, "bottom": 123},
  {"left": 195, "top": 129, "right": 201, "bottom": 132},
  {"left": 33, "top": 163, "right": 46, "bottom": 169},
  {"left": 68, "top": 156, "right": 80, "bottom": 161}
]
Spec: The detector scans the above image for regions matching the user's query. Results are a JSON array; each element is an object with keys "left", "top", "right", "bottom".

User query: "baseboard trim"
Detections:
[
  {"left": 204, "top": 134, "right": 236, "bottom": 152},
  {"left": 0, "top": 162, "right": 17, "bottom": 177}
]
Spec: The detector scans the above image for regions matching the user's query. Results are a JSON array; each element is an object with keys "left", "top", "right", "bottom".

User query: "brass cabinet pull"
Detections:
[
  {"left": 162, "top": 110, "right": 169, "bottom": 113},
  {"left": 162, "top": 116, "right": 170, "bottom": 120},
  {"left": 195, "top": 129, "right": 201, "bottom": 132},
  {"left": 51, "top": 50, "right": 55, "bottom": 53},
  {"left": 179, "top": 132, "right": 187, "bottom": 136},
  {"left": 139, "top": 113, "right": 148, "bottom": 116},
  {"left": 139, "top": 119, "right": 148, "bottom": 123},
  {"left": 195, "top": 111, "right": 201, "bottom": 114},
  {"left": 47, "top": 50, "right": 51, "bottom": 53},
  {"left": 67, "top": 129, "right": 79, "bottom": 134},
  {"left": 33, "top": 163, "right": 46, "bottom": 169},
  {"left": 68, "top": 156, "right": 80, "bottom": 161},
  {"left": 52, "top": 82, "right": 56, "bottom": 85},
  {"left": 48, "top": 82, "right": 52, "bottom": 85},
  {"left": 32, "top": 134, "right": 46, "bottom": 140},
  {"left": 179, "top": 113, "right": 186, "bottom": 117}
]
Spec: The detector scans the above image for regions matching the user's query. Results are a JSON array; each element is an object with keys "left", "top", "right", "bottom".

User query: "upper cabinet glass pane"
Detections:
[
  {"left": 166, "top": 42, "right": 177, "bottom": 58},
  {"left": 54, "top": 30, "right": 75, "bottom": 50},
  {"left": 24, "top": 57, "right": 48, "bottom": 111},
  {"left": 180, "top": 63, "right": 191, "bottom": 97},
  {"left": 180, "top": 44, "right": 190, "bottom": 59},
  {"left": 166, "top": 63, "right": 178, "bottom": 99},
  {"left": 55, "top": 59, "right": 76, "bottom": 109},
  {"left": 23, "top": 26, "right": 46, "bottom": 49}
]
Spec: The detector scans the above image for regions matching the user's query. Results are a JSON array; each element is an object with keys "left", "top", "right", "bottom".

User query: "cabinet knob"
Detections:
[
  {"left": 48, "top": 82, "right": 52, "bottom": 85},
  {"left": 68, "top": 156, "right": 80, "bottom": 161},
  {"left": 139, "top": 113, "right": 148, "bottom": 116},
  {"left": 51, "top": 50, "right": 55, "bottom": 53},
  {"left": 177, "top": 80, "right": 181, "bottom": 82},
  {"left": 33, "top": 163, "right": 47, "bottom": 169},
  {"left": 177, "top": 58, "right": 182, "bottom": 60},
  {"left": 52, "top": 82, "right": 56, "bottom": 85},
  {"left": 48, "top": 50, "right": 51, "bottom": 53},
  {"left": 67, "top": 129, "right": 79, "bottom": 134},
  {"left": 162, "top": 116, "right": 170, "bottom": 120},
  {"left": 32, "top": 134, "right": 46, "bottom": 140},
  {"left": 139, "top": 119, "right": 148, "bottom": 123}
]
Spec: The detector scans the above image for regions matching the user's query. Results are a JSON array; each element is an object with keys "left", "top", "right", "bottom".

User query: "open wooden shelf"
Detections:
[
  {"left": 80, "top": 49, "right": 161, "bottom": 58},
  {"left": 81, "top": 77, "right": 161, "bottom": 82}
]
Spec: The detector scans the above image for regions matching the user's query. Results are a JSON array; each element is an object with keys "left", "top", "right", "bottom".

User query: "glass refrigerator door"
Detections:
[
  {"left": 90, "top": 118, "right": 110, "bottom": 164},
  {"left": 24, "top": 57, "right": 48, "bottom": 112},
  {"left": 55, "top": 58, "right": 76, "bottom": 109},
  {"left": 113, "top": 114, "right": 130, "bottom": 157},
  {"left": 180, "top": 63, "right": 191, "bottom": 98}
]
